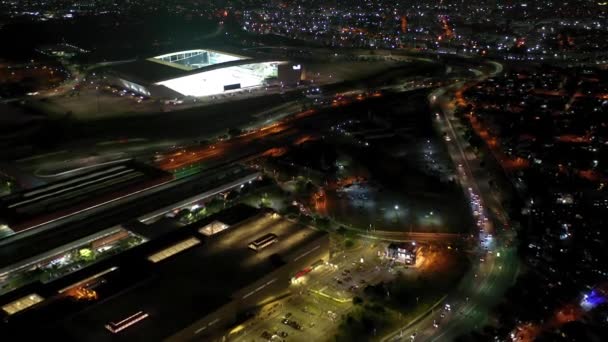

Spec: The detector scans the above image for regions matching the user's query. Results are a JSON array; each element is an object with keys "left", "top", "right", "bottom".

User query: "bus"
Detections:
[
  {"left": 105, "top": 311, "right": 149, "bottom": 333},
  {"left": 248, "top": 233, "right": 278, "bottom": 251}
]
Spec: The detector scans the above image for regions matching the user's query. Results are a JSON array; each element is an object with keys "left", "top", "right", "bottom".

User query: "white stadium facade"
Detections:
[{"left": 104, "top": 49, "right": 303, "bottom": 98}]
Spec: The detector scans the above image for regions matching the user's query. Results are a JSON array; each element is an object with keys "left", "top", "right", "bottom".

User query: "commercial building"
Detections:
[
  {"left": 104, "top": 49, "right": 303, "bottom": 98},
  {"left": 386, "top": 242, "right": 418, "bottom": 265},
  {"left": 1, "top": 206, "right": 329, "bottom": 341}
]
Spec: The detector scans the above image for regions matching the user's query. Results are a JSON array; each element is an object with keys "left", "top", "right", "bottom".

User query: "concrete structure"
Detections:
[
  {"left": 0, "top": 167, "right": 263, "bottom": 301},
  {"left": 0, "top": 160, "right": 172, "bottom": 237},
  {"left": 104, "top": 49, "right": 303, "bottom": 98},
  {"left": 136, "top": 170, "right": 261, "bottom": 225},
  {"left": 0, "top": 225, "right": 143, "bottom": 297},
  {"left": 2, "top": 207, "right": 328, "bottom": 341},
  {"left": 168, "top": 211, "right": 329, "bottom": 341}
]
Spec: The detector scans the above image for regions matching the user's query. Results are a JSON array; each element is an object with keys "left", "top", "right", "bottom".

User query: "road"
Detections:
[
  {"left": 16, "top": 75, "right": 438, "bottom": 186},
  {"left": 10, "top": 100, "right": 306, "bottom": 186},
  {"left": 3, "top": 87, "right": 386, "bottom": 258},
  {"left": 383, "top": 60, "right": 520, "bottom": 342}
]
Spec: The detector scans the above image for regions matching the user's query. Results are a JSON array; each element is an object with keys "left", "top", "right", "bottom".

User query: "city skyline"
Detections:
[{"left": 0, "top": 1, "right": 607, "bottom": 341}]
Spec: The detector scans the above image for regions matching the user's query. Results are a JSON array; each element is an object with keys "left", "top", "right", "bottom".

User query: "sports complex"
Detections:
[{"left": 105, "top": 49, "right": 303, "bottom": 98}]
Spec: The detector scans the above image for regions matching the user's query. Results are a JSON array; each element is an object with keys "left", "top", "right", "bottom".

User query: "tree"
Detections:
[
  {"left": 225, "top": 190, "right": 239, "bottom": 201},
  {"left": 315, "top": 217, "right": 331, "bottom": 230},
  {"left": 78, "top": 248, "right": 95, "bottom": 262},
  {"left": 284, "top": 204, "right": 300, "bottom": 216},
  {"left": 227, "top": 127, "right": 242, "bottom": 137}
]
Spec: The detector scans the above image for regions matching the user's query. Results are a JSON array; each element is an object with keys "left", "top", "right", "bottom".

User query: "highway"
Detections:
[
  {"left": 14, "top": 100, "right": 306, "bottom": 183},
  {"left": 383, "top": 59, "right": 520, "bottom": 342}
]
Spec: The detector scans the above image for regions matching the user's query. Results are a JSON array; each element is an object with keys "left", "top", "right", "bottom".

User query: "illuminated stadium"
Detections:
[{"left": 105, "top": 49, "right": 303, "bottom": 98}]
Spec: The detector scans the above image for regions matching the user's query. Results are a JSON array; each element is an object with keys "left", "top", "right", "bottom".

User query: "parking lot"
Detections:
[{"left": 230, "top": 239, "right": 421, "bottom": 342}]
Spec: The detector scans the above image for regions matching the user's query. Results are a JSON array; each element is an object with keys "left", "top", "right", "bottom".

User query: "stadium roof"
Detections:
[
  {"left": 105, "top": 52, "right": 285, "bottom": 86},
  {"left": 107, "top": 59, "right": 183, "bottom": 85}
]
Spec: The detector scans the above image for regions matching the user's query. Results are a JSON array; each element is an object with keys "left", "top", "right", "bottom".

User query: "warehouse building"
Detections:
[{"left": 7, "top": 207, "right": 329, "bottom": 341}]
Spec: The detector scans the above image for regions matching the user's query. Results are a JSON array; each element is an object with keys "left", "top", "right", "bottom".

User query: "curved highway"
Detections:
[{"left": 383, "top": 59, "right": 519, "bottom": 342}]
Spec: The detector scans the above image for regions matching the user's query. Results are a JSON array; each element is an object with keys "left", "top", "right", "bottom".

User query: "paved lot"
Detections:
[{"left": 230, "top": 240, "right": 404, "bottom": 342}]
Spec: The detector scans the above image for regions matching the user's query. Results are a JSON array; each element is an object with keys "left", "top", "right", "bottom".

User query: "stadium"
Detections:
[{"left": 104, "top": 49, "right": 303, "bottom": 98}]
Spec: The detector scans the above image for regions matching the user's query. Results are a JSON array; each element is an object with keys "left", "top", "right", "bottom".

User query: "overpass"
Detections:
[
  {"left": 137, "top": 170, "right": 261, "bottom": 223},
  {"left": 361, "top": 230, "right": 465, "bottom": 243}
]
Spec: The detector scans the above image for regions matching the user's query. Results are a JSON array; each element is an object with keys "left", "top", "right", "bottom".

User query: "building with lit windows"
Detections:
[{"left": 386, "top": 242, "right": 418, "bottom": 265}]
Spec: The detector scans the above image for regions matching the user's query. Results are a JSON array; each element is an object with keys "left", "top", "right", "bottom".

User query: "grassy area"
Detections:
[
  {"left": 334, "top": 247, "right": 470, "bottom": 341},
  {"left": 332, "top": 228, "right": 361, "bottom": 249},
  {"left": 334, "top": 289, "right": 447, "bottom": 342},
  {"left": 237, "top": 184, "right": 289, "bottom": 212},
  {"left": 0, "top": 178, "right": 15, "bottom": 196},
  {"left": 177, "top": 197, "right": 226, "bottom": 225},
  {"left": 334, "top": 302, "right": 401, "bottom": 342}
]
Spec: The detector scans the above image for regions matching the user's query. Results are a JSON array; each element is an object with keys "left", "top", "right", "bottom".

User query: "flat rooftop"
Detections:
[
  {"left": 52, "top": 210, "right": 326, "bottom": 341},
  {"left": 0, "top": 161, "right": 171, "bottom": 234}
]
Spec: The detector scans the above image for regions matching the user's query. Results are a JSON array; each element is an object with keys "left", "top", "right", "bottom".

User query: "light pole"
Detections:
[{"left": 394, "top": 204, "right": 400, "bottom": 221}]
